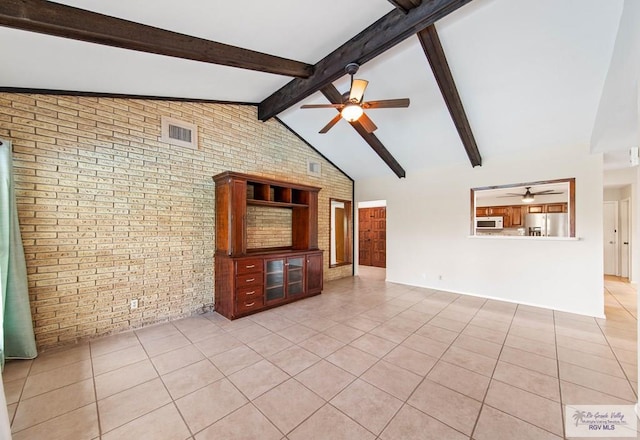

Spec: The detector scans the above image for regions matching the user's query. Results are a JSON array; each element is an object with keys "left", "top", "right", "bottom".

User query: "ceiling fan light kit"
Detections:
[
  {"left": 341, "top": 103, "right": 364, "bottom": 122},
  {"left": 300, "top": 63, "right": 410, "bottom": 134},
  {"left": 522, "top": 193, "right": 535, "bottom": 203},
  {"left": 349, "top": 79, "right": 369, "bottom": 103}
]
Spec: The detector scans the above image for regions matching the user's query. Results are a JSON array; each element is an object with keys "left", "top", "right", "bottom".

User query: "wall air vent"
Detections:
[
  {"left": 160, "top": 116, "right": 198, "bottom": 150},
  {"left": 307, "top": 159, "right": 321, "bottom": 177}
]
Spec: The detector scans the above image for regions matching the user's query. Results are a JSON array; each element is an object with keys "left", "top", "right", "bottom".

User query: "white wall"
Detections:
[
  {"left": 356, "top": 144, "right": 605, "bottom": 317},
  {"left": 358, "top": 200, "right": 386, "bottom": 208},
  {"left": 590, "top": 0, "right": 639, "bottom": 153}
]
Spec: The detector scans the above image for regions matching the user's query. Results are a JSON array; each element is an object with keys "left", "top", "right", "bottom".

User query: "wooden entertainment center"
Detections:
[{"left": 213, "top": 171, "right": 323, "bottom": 319}]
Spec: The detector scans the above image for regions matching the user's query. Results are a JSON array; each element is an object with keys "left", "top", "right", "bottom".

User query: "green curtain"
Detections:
[{"left": 0, "top": 139, "right": 37, "bottom": 370}]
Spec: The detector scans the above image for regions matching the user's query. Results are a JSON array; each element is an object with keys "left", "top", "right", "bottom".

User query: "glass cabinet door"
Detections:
[
  {"left": 265, "top": 259, "right": 285, "bottom": 302},
  {"left": 286, "top": 257, "right": 304, "bottom": 296}
]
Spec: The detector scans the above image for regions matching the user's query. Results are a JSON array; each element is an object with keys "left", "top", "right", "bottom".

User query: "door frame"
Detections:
[
  {"left": 620, "top": 197, "right": 631, "bottom": 279},
  {"left": 603, "top": 200, "right": 619, "bottom": 276}
]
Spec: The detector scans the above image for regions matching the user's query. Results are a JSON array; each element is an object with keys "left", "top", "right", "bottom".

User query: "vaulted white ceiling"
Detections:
[{"left": 1, "top": 0, "right": 631, "bottom": 180}]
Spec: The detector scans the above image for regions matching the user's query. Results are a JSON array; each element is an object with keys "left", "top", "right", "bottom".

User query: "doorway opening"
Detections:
[
  {"left": 357, "top": 200, "right": 386, "bottom": 279},
  {"left": 329, "top": 199, "right": 352, "bottom": 268},
  {"left": 603, "top": 185, "right": 632, "bottom": 280}
]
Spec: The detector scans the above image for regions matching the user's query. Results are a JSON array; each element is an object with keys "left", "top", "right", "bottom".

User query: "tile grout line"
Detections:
[
  {"left": 593, "top": 305, "right": 639, "bottom": 402},
  {"left": 377, "top": 293, "right": 492, "bottom": 438},
  {"left": 8, "top": 349, "right": 96, "bottom": 436},
  {"left": 318, "top": 288, "right": 448, "bottom": 438},
  {"left": 472, "top": 306, "right": 568, "bottom": 439},
  {"left": 553, "top": 308, "right": 566, "bottom": 439},
  {"left": 604, "top": 282, "right": 637, "bottom": 320},
  {"left": 468, "top": 300, "right": 517, "bottom": 439},
  {"left": 267, "top": 287, "right": 448, "bottom": 438},
  {"left": 179, "top": 316, "right": 316, "bottom": 438},
  {"left": 6, "top": 357, "right": 33, "bottom": 429},
  {"left": 88, "top": 339, "right": 103, "bottom": 439},
  {"left": 140, "top": 322, "right": 198, "bottom": 439}
]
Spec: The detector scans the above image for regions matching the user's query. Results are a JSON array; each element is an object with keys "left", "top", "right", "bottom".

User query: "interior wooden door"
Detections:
[
  {"left": 358, "top": 208, "right": 372, "bottom": 266},
  {"left": 371, "top": 207, "right": 386, "bottom": 268},
  {"left": 359, "top": 207, "right": 386, "bottom": 268}
]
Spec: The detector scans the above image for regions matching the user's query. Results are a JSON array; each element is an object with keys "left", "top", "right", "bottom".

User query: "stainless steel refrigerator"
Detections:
[{"left": 524, "top": 213, "right": 568, "bottom": 237}]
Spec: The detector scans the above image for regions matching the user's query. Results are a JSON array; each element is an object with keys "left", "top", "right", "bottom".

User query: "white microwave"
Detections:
[{"left": 476, "top": 216, "right": 503, "bottom": 230}]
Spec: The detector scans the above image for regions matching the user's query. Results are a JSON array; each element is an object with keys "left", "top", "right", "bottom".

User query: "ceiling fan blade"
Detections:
[
  {"left": 357, "top": 112, "right": 378, "bottom": 133},
  {"left": 301, "top": 104, "right": 343, "bottom": 109},
  {"left": 349, "top": 79, "right": 368, "bottom": 103},
  {"left": 319, "top": 113, "right": 343, "bottom": 134},
  {"left": 363, "top": 98, "right": 410, "bottom": 109},
  {"left": 531, "top": 190, "right": 563, "bottom": 195}
]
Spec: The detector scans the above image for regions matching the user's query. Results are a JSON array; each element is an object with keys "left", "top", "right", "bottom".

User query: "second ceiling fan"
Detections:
[
  {"left": 499, "top": 186, "right": 564, "bottom": 203},
  {"left": 301, "top": 63, "right": 410, "bottom": 134}
]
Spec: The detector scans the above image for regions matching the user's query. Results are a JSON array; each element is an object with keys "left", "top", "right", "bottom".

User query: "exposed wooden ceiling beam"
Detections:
[
  {"left": 258, "top": 0, "right": 472, "bottom": 121},
  {"left": 387, "top": 0, "right": 423, "bottom": 14},
  {"left": 0, "top": 0, "right": 313, "bottom": 78},
  {"left": 417, "top": 25, "right": 482, "bottom": 167},
  {"left": 321, "top": 85, "right": 406, "bottom": 178}
]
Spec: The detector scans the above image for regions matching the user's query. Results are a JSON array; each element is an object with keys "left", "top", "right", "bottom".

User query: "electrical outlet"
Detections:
[{"left": 130, "top": 299, "right": 138, "bottom": 309}]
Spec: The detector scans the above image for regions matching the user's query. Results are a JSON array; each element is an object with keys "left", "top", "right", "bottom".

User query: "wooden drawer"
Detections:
[
  {"left": 236, "top": 286, "right": 263, "bottom": 302},
  {"left": 236, "top": 273, "right": 263, "bottom": 288},
  {"left": 236, "top": 297, "right": 264, "bottom": 314},
  {"left": 236, "top": 259, "right": 263, "bottom": 275}
]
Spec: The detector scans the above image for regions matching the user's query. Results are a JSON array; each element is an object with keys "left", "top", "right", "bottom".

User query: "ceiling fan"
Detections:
[
  {"left": 499, "top": 186, "right": 564, "bottom": 203},
  {"left": 300, "top": 63, "right": 410, "bottom": 134}
]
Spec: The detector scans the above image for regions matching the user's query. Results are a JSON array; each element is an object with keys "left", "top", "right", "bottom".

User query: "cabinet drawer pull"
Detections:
[
  {"left": 246, "top": 278, "right": 255, "bottom": 282},
  {"left": 246, "top": 291, "right": 255, "bottom": 295},
  {"left": 245, "top": 301, "right": 255, "bottom": 307},
  {"left": 245, "top": 264, "right": 255, "bottom": 269}
]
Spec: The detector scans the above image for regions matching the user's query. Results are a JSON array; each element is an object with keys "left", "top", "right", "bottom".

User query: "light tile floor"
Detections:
[{"left": 3, "top": 273, "right": 638, "bottom": 439}]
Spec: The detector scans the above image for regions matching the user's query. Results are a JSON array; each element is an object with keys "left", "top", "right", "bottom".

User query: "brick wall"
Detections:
[
  {"left": 0, "top": 93, "right": 353, "bottom": 349},
  {"left": 246, "top": 206, "right": 292, "bottom": 250}
]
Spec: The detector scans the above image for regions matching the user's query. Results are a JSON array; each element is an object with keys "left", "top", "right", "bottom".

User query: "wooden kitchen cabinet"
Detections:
[
  {"left": 525, "top": 203, "right": 567, "bottom": 214},
  {"left": 510, "top": 206, "right": 523, "bottom": 227},
  {"left": 489, "top": 206, "right": 511, "bottom": 227},
  {"left": 476, "top": 204, "right": 557, "bottom": 228},
  {"left": 213, "top": 172, "right": 323, "bottom": 319},
  {"left": 546, "top": 203, "right": 567, "bottom": 213},
  {"left": 476, "top": 206, "right": 509, "bottom": 217},
  {"left": 488, "top": 206, "right": 509, "bottom": 216},
  {"left": 476, "top": 203, "right": 536, "bottom": 228},
  {"left": 526, "top": 205, "right": 544, "bottom": 213},
  {"left": 476, "top": 206, "right": 517, "bottom": 227}
]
